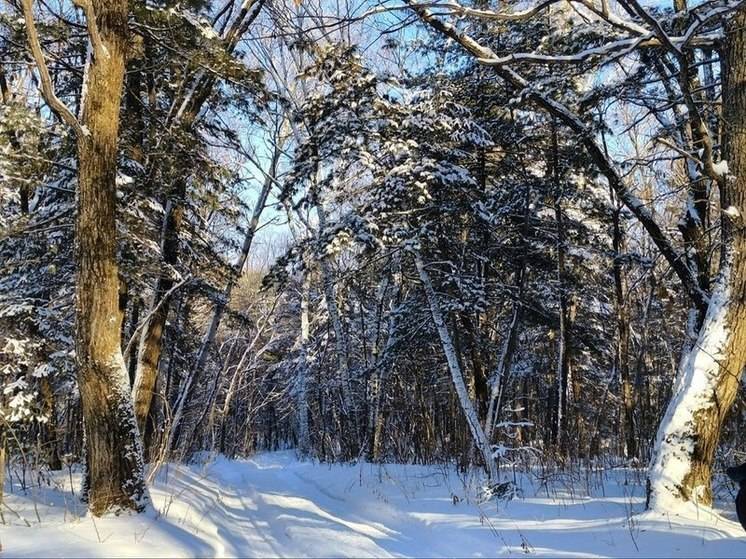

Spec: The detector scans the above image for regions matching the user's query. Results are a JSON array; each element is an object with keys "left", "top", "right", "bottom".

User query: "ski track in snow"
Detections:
[{"left": 3, "top": 451, "right": 746, "bottom": 558}]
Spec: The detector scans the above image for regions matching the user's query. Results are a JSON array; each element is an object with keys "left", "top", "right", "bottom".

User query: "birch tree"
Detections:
[{"left": 405, "top": 0, "right": 745, "bottom": 507}]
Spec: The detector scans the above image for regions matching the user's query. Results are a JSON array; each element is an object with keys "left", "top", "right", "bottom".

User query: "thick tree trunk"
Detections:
[
  {"left": 74, "top": 0, "right": 147, "bottom": 515},
  {"left": 647, "top": 9, "right": 746, "bottom": 509}
]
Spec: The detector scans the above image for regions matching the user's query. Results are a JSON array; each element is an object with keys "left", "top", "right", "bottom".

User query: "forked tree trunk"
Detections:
[
  {"left": 74, "top": 0, "right": 148, "bottom": 515},
  {"left": 647, "top": 10, "right": 746, "bottom": 509}
]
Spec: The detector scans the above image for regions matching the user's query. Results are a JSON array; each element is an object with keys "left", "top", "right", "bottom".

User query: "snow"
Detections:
[
  {"left": 713, "top": 160, "right": 729, "bottom": 177},
  {"left": 4, "top": 452, "right": 745, "bottom": 558},
  {"left": 724, "top": 206, "right": 740, "bottom": 219},
  {"left": 648, "top": 276, "right": 732, "bottom": 511}
]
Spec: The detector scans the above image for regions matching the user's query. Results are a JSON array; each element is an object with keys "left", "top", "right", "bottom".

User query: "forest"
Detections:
[{"left": 1, "top": 0, "right": 746, "bottom": 555}]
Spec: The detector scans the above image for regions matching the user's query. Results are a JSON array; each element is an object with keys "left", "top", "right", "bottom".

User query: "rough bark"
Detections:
[
  {"left": 131, "top": 197, "right": 184, "bottom": 435},
  {"left": 73, "top": 0, "right": 148, "bottom": 515},
  {"left": 647, "top": 8, "right": 746, "bottom": 509}
]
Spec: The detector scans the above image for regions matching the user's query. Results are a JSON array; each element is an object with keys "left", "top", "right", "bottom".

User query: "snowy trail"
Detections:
[{"left": 4, "top": 452, "right": 746, "bottom": 557}]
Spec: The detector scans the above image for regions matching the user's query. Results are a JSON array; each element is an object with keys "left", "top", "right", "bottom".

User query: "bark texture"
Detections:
[
  {"left": 414, "top": 252, "right": 498, "bottom": 483},
  {"left": 647, "top": 8, "right": 746, "bottom": 509},
  {"left": 74, "top": 0, "right": 147, "bottom": 515}
]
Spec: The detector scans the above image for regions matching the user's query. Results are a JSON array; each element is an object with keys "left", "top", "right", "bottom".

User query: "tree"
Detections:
[
  {"left": 648, "top": 4, "right": 746, "bottom": 509},
  {"left": 406, "top": 0, "right": 744, "bottom": 508},
  {"left": 21, "top": 0, "right": 147, "bottom": 514}
]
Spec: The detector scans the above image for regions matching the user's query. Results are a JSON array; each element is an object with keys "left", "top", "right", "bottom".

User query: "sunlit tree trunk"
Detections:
[
  {"left": 648, "top": 9, "right": 746, "bottom": 509},
  {"left": 73, "top": 0, "right": 148, "bottom": 515}
]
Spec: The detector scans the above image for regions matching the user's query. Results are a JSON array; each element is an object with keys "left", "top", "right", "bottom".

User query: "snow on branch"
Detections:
[{"left": 406, "top": 0, "right": 709, "bottom": 312}]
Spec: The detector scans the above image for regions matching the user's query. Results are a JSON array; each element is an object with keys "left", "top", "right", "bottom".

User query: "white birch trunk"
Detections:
[
  {"left": 647, "top": 273, "right": 731, "bottom": 510},
  {"left": 297, "top": 272, "right": 311, "bottom": 457},
  {"left": 413, "top": 251, "right": 498, "bottom": 483}
]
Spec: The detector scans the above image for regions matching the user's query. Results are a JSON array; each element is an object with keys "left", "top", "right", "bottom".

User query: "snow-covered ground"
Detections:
[{"left": 3, "top": 452, "right": 745, "bottom": 557}]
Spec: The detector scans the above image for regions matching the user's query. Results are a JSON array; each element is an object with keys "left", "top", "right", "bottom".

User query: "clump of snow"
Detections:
[
  {"left": 713, "top": 160, "right": 729, "bottom": 177},
  {"left": 116, "top": 173, "right": 134, "bottom": 186},
  {"left": 724, "top": 206, "right": 740, "bottom": 219}
]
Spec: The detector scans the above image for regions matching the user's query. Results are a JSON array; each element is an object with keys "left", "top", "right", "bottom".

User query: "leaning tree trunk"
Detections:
[
  {"left": 647, "top": 9, "right": 746, "bottom": 510},
  {"left": 74, "top": 0, "right": 148, "bottom": 515},
  {"left": 414, "top": 251, "right": 498, "bottom": 483},
  {"left": 167, "top": 145, "right": 279, "bottom": 454},
  {"left": 131, "top": 1, "right": 264, "bottom": 438}
]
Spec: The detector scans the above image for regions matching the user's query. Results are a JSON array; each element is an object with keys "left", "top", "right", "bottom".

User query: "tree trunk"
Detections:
[
  {"left": 316, "top": 204, "right": 354, "bottom": 413},
  {"left": 297, "top": 271, "right": 311, "bottom": 457},
  {"left": 414, "top": 251, "right": 498, "bottom": 483},
  {"left": 551, "top": 125, "right": 571, "bottom": 454},
  {"left": 74, "top": 0, "right": 148, "bottom": 515},
  {"left": 0, "top": 425, "right": 5, "bottom": 517},
  {"left": 610, "top": 193, "right": 636, "bottom": 460},
  {"left": 131, "top": 198, "right": 184, "bottom": 436},
  {"left": 647, "top": 9, "right": 746, "bottom": 509},
  {"left": 369, "top": 275, "right": 401, "bottom": 461}
]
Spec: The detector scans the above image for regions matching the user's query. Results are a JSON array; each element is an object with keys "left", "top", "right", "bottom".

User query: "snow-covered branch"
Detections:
[{"left": 406, "top": 0, "right": 708, "bottom": 311}]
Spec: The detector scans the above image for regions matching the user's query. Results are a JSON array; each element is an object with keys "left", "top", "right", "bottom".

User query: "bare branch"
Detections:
[{"left": 20, "top": 0, "right": 87, "bottom": 139}]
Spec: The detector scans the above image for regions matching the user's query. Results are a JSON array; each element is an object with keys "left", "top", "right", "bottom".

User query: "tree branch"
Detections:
[
  {"left": 73, "top": 0, "right": 109, "bottom": 60},
  {"left": 21, "top": 0, "right": 87, "bottom": 139},
  {"left": 407, "top": 1, "right": 709, "bottom": 311}
]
